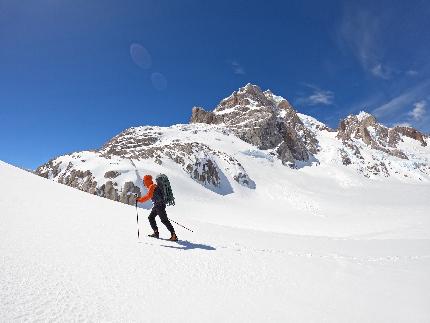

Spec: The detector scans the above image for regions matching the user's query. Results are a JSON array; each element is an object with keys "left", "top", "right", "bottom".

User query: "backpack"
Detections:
[{"left": 155, "top": 174, "right": 175, "bottom": 206}]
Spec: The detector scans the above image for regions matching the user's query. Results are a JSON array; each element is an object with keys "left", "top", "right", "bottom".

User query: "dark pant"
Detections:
[{"left": 148, "top": 203, "right": 175, "bottom": 234}]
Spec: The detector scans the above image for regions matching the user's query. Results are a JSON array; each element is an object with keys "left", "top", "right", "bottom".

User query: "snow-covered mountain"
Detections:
[{"left": 35, "top": 84, "right": 430, "bottom": 205}]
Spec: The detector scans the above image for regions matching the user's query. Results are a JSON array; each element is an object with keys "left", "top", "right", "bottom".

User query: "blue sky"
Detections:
[{"left": 1, "top": 0, "right": 429, "bottom": 169}]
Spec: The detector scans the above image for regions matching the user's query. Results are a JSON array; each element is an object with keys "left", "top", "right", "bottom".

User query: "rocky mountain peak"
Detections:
[
  {"left": 335, "top": 111, "right": 429, "bottom": 177},
  {"left": 190, "top": 84, "right": 320, "bottom": 167},
  {"left": 338, "top": 111, "right": 427, "bottom": 151},
  {"left": 337, "top": 112, "right": 408, "bottom": 159},
  {"left": 356, "top": 111, "right": 376, "bottom": 123},
  {"left": 215, "top": 83, "right": 272, "bottom": 114}
]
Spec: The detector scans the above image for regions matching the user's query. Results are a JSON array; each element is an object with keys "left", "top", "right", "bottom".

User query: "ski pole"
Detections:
[
  {"left": 168, "top": 218, "right": 194, "bottom": 233},
  {"left": 128, "top": 192, "right": 140, "bottom": 239},
  {"left": 135, "top": 200, "right": 140, "bottom": 239}
]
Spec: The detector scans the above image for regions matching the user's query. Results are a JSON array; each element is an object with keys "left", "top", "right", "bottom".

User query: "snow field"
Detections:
[{"left": 1, "top": 161, "right": 430, "bottom": 322}]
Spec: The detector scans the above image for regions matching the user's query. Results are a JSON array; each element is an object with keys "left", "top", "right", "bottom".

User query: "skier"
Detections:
[{"left": 136, "top": 175, "right": 178, "bottom": 241}]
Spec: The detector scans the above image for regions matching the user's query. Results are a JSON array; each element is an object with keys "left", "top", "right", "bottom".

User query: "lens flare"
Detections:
[
  {"left": 130, "top": 43, "right": 152, "bottom": 69},
  {"left": 151, "top": 72, "right": 167, "bottom": 91}
]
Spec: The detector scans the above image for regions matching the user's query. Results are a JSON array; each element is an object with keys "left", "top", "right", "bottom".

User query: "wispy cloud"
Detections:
[
  {"left": 406, "top": 70, "right": 418, "bottom": 76},
  {"left": 390, "top": 101, "right": 428, "bottom": 131},
  {"left": 230, "top": 60, "right": 245, "bottom": 75},
  {"left": 338, "top": 6, "right": 391, "bottom": 80},
  {"left": 372, "top": 80, "right": 430, "bottom": 118},
  {"left": 296, "top": 85, "right": 334, "bottom": 106},
  {"left": 371, "top": 64, "right": 391, "bottom": 79},
  {"left": 408, "top": 100, "right": 426, "bottom": 121}
]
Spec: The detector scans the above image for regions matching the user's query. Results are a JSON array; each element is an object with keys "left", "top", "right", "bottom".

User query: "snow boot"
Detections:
[
  {"left": 148, "top": 231, "right": 159, "bottom": 238},
  {"left": 168, "top": 233, "right": 178, "bottom": 241}
]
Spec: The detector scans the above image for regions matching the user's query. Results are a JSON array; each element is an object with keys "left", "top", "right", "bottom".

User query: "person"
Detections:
[{"left": 136, "top": 175, "right": 178, "bottom": 241}]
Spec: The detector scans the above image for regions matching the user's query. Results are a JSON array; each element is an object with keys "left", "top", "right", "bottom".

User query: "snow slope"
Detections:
[{"left": 1, "top": 160, "right": 430, "bottom": 322}]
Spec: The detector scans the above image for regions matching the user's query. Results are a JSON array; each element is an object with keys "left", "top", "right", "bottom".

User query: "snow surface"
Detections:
[{"left": 1, "top": 160, "right": 430, "bottom": 322}]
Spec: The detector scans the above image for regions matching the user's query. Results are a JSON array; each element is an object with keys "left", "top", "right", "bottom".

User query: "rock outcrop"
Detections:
[{"left": 36, "top": 159, "right": 143, "bottom": 205}]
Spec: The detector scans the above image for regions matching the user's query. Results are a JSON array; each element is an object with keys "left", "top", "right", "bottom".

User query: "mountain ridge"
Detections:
[{"left": 35, "top": 84, "right": 430, "bottom": 205}]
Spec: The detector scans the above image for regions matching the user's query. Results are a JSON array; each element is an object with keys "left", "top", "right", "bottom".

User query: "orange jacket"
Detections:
[
  {"left": 137, "top": 183, "right": 156, "bottom": 203},
  {"left": 137, "top": 175, "right": 156, "bottom": 203}
]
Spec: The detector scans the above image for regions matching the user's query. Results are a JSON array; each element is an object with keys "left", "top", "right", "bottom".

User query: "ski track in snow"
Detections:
[{"left": 1, "top": 161, "right": 430, "bottom": 322}]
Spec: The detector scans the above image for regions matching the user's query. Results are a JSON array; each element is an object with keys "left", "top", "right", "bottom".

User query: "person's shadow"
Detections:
[{"left": 160, "top": 240, "right": 216, "bottom": 251}]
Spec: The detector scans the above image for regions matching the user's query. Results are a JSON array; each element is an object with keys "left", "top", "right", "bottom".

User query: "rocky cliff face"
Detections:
[
  {"left": 337, "top": 112, "right": 408, "bottom": 159},
  {"left": 336, "top": 111, "right": 429, "bottom": 177},
  {"left": 190, "top": 84, "right": 319, "bottom": 167},
  {"left": 35, "top": 84, "right": 430, "bottom": 205}
]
